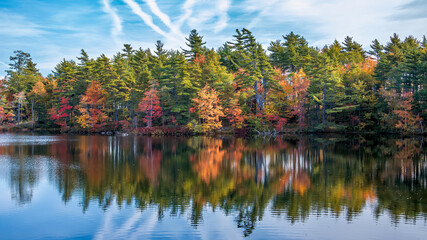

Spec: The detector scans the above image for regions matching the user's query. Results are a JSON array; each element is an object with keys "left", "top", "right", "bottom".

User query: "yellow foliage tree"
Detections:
[{"left": 191, "top": 84, "right": 225, "bottom": 132}]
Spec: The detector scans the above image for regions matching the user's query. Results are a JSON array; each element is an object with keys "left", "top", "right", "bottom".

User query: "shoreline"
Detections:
[{"left": 1, "top": 126, "right": 425, "bottom": 137}]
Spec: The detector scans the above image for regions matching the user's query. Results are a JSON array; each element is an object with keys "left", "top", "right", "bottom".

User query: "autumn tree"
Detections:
[
  {"left": 224, "top": 98, "right": 244, "bottom": 129},
  {"left": 49, "top": 97, "right": 73, "bottom": 130},
  {"left": 290, "top": 68, "right": 310, "bottom": 129},
  {"left": 137, "top": 88, "right": 162, "bottom": 127},
  {"left": 0, "top": 95, "right": 14, "bottom": 126},
  {"left": 190, "top": 85, "right": 225, "bottom": 132},
  {"left": 377, "top": 87, "right": 422, "bottom": 133},
  {"left": 0, "top": 103, "right": 5, "bottom": 125},
  {"left": 76, "top": 81, "right": 108, "bottom": 131},
  {"left": 29, "top": 81, "right": 47, "bottom": 126}
]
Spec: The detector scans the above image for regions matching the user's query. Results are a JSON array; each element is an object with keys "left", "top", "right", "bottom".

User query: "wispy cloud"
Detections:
[
  {"left": 122, "top": 0, "right": 170, "bottom": 39},
  {"left": 187, "top": 0, "right": 231, "bottom": 33},
  {"left": 99, "top": 0, "right": 231, "bottom": 48},
  {"left": 241, "top": 0, "right": 425, "bottom": 48},
  {"left": 0, "top": 11, "right": 47, "bottom": 37},
  {"left": 214, "top": 0, "right": 231, "bottom": 33},
  {"left": 391, "top": 0, "right": 427, "bottom": 20},
  {"left": 143, "top": 0, "right": 184, "bottom": 39},
  {"left": 246, "top": 0, "right": 279, "bottom": 30},
  {"left": 176, "top": 0, "right": 196, "bottom": 28},
  {"left": 101, "top": 0, "right": 123, "bottom": 42}
]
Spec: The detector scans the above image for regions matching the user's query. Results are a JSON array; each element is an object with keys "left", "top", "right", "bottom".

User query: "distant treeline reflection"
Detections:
[{"left": 1, "top": 136, "right": 426, "bottom": 236}]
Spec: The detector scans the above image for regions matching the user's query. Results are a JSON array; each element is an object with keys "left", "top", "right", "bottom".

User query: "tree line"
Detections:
[{"left": 1, "top": 29, "right": 426, "bottom": 134}]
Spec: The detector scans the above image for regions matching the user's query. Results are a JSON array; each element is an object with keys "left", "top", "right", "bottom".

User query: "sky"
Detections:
[{"left": 0, "top": 0, "right": 426, "bottom": 77}]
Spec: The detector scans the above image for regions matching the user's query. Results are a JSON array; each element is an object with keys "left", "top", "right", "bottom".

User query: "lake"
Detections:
[{"left": 0, "top": 133, "right": 425, "bottom": 239}]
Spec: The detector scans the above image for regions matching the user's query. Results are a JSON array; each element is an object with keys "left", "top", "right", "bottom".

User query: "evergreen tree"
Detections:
[
  {"left": 182, "top": 29, "right": 206, "bottom": 60},
  {"left": 368, "top": 39, "right": 384, "bottom": 59},
  {"left": 268, "top": 32, "right": 311, "bottom": 71}
]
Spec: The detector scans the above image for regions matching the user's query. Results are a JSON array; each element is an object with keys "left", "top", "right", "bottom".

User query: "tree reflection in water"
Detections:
[{"left": 0, "top": 135, "right": 425, "bottom": 236}]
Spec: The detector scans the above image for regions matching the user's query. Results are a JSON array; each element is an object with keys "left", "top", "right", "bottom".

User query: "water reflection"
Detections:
[{"left": 0, "top": 134, "right": 426, "bottom": 236}]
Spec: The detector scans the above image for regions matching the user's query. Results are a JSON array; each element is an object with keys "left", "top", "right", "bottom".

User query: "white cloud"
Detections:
[
  {"left": 144, "top": 0, "right": 185, "bottom": 39},
  {"left": 214, "top": 0, "right": 231, "bottom": 33},
  {"left": 176, "top": 0, "right": 196, "bottom": 28},
  {"left": 242, "top": 0, "right": 426, "bottom": 48},
  {"left": 122, "top": 0, "right": 170, "bottom": 38},
  {"left": 122, "top": 0, "right": 188, "bottom": 48},
  {"left": 0, "top": 11, "right": 47, "bottom": 37},
  {"left": 101, "top": 0, "right": 123, "bottom": 42},
  {"left": 187, "top": 0, "right": 231, "bottom": 33}
]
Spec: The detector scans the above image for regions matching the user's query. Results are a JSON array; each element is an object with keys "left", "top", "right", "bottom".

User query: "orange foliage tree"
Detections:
[
  {"left": 76, "top": 81, "right": 108, "bottom": 131},
  {"left": 290, "top": 68, "right": 310, "bottom": 129},
  {"left": 393, "top": 92, "right": 423, "bottom": 133},
  {"left": 224, "top": 98, "right": 244, "bottom": 129},
  {"left": 29, "top": 81, "right": 47, "bottom": 124},
  {"left": 137, "top": 88, "right": 162, "bottom": 128},
  {"left": 190, "top": 84, "right": 225, "bottom": 132},
  {"left": 380, "top": 88, "right": 423, "bottom": 133},
  {"left": 265, "top": 68, "right": 292, "bottom": 131}
]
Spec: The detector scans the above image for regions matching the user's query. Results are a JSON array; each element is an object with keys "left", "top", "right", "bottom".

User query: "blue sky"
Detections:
[{"left": 1, "top": 0, "right": 426, "bottom": 76}]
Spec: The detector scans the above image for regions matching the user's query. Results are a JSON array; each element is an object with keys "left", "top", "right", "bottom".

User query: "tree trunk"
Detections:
[
  {"left": 322, "top": 81, "right": 326, "bottom": 124},
  {"left": 262, "top": 77, "right": 267, "bottom": 111},
  {"left": 254, "top": 81, "right": 259, "bottom": 114},
  {"left": 31, "top": 99, "right": 34, "bottom": 128},
  {"left": 18, "top": 103, "right": 21, "bottom": 124}
]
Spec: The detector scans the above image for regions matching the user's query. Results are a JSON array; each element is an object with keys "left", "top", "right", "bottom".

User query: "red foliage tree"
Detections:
[
  {"left": 0, "top": 105, "right": 4, "bottom": 124},
  {"left": 224, "top": 98, "right": 244, "bottom": 128},
  {"left": 49, "top": 97, "right": 73, "bottom": 130},
  {"left": 137, "top": 89, "right": 162, "bottom": 128}
]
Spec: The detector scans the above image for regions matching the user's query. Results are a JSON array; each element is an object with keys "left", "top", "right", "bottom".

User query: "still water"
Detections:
[{"left": 0, "top": 133, "right": 425, "bottom": 239}]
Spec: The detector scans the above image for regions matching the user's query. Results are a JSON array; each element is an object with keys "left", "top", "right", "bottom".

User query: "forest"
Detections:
[{"left": 0, "top": 29, "right": 426, "bottom": 135}]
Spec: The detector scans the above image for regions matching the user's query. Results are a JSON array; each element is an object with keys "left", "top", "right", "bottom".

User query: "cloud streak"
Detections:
[
  {"left": 214, "top": 0, "right": 231, "bottom": 33},
  {"left": 144, "top": 0, "right": 184, "bottom": 39},
  {"left": 176, "top": 0, "right": 196, "bottom": 28},
  {"left": 241, "top": 0, "right": 426, "bottom": 48},
  {"left": 99, "top": 0, "right": 231, "bottom": 48},
  {"left": 187, "top": 0, "right": 231, "bottom": 33},
  {"left": 122, "top": 0, "right": 170, "bottom": 39},
  {"left": 0, "top": 11, "right": 47, "bottom": 37},
  {"left": 101, "top": 0, "right": 123, "bottom": 41}
]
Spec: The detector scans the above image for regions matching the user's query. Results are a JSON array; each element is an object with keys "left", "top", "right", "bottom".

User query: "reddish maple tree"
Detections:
[
  {"left": 49, "top": 97, "right": 73, "bottom": 130},
  {"left": 0, "top": 105, "right": 4, "bottom": 124},
  {"left": 224, "top": 98, "right": 244, "bottom": 128},
  {"left": 137, "top": 88, "right": 162, "bottom": 127},
  {"left": 275, "top": 117, "right": 288, "bottom": 131}
]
